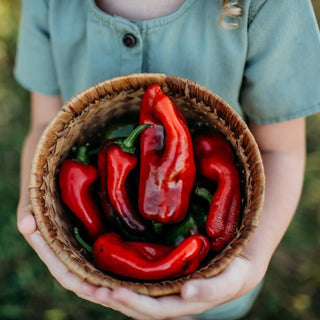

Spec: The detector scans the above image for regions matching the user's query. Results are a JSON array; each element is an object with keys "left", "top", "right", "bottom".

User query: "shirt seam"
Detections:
[
  {"left": 14, "top": 68, "right": 60, "bottom": 96},
  {"left": 88, "top": 0, "right": 197, "bottom": 32},
  {"left": 89, "top": 1, "right": 115, "bottom": 28},
  {"left": 248, "top": 0, "right": 268, "bottom": 27},
  {"left": 135, "top": 0, "right": 197, "bottom": 32}
]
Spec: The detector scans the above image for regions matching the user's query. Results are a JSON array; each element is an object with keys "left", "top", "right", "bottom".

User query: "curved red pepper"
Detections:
[
  {"left": 193, "top": 132, "right": 241, "bottom": 252},
  {"left": 93, "top": 233, "right": 210, "bottom": 280},
  {"left": 210, "top": 191, "right": 241, "bottom": 252},
  {"left": 59, "top": 155, "right": 104, "bottom": 240},
  {"left": 97, "top": 139, "right": 122, "bottom": 227},
  {"left": 98, "top": 125, "right": 150, "bottom": 234},
  {"left": 139, "top": 85, "right": 196, "bottom": 223}
]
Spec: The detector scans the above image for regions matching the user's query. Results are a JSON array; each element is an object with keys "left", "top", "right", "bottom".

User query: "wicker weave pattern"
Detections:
[{"left": 29, "top": 73, "right": 265, "bottom": 296}]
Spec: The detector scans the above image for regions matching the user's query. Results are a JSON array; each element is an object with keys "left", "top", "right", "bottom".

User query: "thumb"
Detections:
[
  {"left": 181, "top": 257, "right": 248, "bottom": 303},
  {"left": 17, "top": 203, "right": 37, "bottom": 235}
]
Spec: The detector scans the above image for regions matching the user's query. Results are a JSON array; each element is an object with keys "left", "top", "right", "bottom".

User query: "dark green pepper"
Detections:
[{"left": 163, "top": 202, "right": 208, "bottom": 246}]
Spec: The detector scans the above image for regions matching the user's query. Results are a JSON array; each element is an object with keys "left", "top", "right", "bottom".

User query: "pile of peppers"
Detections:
[{"left": 59, "top": 85, "right": 242, "bottom": 281}]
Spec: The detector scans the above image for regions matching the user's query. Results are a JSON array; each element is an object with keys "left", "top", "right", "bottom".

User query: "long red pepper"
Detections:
[
  {"left": 93, "top": 233, "right": 210, "bottom": 280},
  {"left": 59, "top": 147, "right": 104, "bottom": 240},
  {"left": 98, "top": 125, "right": 150, "bottom": 234},
  {"left": 139, "top": 85, "right": 196, "bottom": 223},
  {"left": 193, "top": 132, "right": 241, "bottom": 252},
  {"left": 97, "top": 140, "right": 125, "bottom": 231}
]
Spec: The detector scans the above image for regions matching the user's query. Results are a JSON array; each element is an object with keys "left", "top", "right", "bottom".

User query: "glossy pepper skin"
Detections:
[
  {"left": 98, "top": 125, "right": 150, "bottom": 235},
  {"left": 93, "top": 233, "right": 210, "bottom": 280},
  {"left": 59, "top": 151, "right": 104, "bottom": 240},
  {"left": 120, "top": 240, "right": 173, "bottom": 261},
  {"left": 97, "top": 139, "right": 124, "bottom": 230},
  {"left": 193, "top": 132, "right": 241, "bottom": 252},
  {"left": 139, "top": 85, "right": 196, "bottom": 223}
]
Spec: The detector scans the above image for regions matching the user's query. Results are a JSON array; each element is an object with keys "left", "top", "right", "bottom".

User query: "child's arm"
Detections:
[
  {"left": 17, "top": 92, "right": 62, "bottom": 234},
  {"left": 17, "top": 92, "right": 100, "bottom": 299},
  {"left": 89, "top": 118, "right": 306, "bottom": 319}
]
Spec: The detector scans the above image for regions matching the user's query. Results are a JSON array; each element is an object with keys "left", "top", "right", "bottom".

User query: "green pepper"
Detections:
[{"left": 163, "top": 201, "right": 208, "bottom": 246}]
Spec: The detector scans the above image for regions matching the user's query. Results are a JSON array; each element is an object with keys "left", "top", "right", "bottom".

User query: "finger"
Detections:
[
  {"left": 25, "top": 228, "right": 150, "bottom": 316},
  {"left": 17, "top": 204, "right": 37, "bottom": 235},
  {"left": 76, "top": 291, "right": 109, "bottom": 305},
  {"left": 94, "top": 287, "right": 149, "bottom": 320},
  {"left": 109, "top": 287, "right": 212, "bottom": 319},
  {"left": 181, "top": 257, "right": 249, "bottom": 304},
  {"left": 27, "top": 231, "right": 97, "bottom": 297}
]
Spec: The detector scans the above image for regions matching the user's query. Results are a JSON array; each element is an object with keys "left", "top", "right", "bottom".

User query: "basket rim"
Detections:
[{"left": 29, "top": 73, "right": 265, "bottom": 296}]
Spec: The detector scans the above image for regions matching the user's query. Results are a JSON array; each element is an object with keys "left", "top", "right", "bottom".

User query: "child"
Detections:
[{"left": 15, "top": 0, "right": 320, "bottom": 319}]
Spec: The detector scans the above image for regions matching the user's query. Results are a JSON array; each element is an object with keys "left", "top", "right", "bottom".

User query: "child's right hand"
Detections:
[{"left": 17, "top": 203, "right": 101, "bottom": 302}]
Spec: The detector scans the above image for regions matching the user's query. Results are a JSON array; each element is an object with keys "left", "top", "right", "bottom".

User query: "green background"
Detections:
[{"left": 0, "top": 1, "right": 319, "bottom": 319}]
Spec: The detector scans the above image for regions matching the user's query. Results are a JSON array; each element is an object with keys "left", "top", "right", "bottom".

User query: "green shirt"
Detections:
[{"left": 15, "top": 0, "right": 320, "bottom": 124}]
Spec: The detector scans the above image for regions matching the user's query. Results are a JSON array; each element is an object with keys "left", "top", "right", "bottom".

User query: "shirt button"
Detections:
[{"left": 122, "top": 33, "right": 137, "bottom": 48}]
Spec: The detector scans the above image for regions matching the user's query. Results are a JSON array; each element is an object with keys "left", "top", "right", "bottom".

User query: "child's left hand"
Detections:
[{"left": 90, "top": 245, "right": 265, "bottom": 320}]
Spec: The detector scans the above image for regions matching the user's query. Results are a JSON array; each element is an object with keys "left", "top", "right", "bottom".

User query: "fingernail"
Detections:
[{"left": 17, "top": 215, "right": 37, "bottom": 235}]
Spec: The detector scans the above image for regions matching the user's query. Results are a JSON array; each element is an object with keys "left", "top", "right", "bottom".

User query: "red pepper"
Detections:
[
  {"left": 117, "top": 240, "right": 173, "bottom": 261},
  {"left": 193, "top": 132, "right": 241, "bottom": 252},
  {"left": 93, "top": 232, "right": 210, "bottom": 280},
  {"left": 139, "top": 85, "right": 196, "bottom": 223},
  {"left": 98, "top": 125, "right": 150, "bottom": 234},
  {"left": 59, "top": 147, "right": 104, "bottom": 240},
  {"left": 210, "top": 191, "right": 241, "bottom": 252}
]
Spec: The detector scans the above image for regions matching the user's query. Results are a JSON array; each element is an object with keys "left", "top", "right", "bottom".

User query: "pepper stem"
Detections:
[
  {"left": 195, "top": 187, "right": 213, "bottom": 204},
  {"left": 115, "top": 124, "right": 151, "bottom": 154},
  {"left": 76, "top": 146, "right": 89, "bottom": 164},
  {"left": 74, "top": 227, "right": 93, "bottom": 253}
]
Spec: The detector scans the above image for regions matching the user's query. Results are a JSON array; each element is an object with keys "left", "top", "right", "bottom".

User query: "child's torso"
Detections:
[
  {"left": 95, "top": 0, "right": 185, "bottom": 20},
  {"left": 47, "top": 0, "right": 248, "bottom": 118}
]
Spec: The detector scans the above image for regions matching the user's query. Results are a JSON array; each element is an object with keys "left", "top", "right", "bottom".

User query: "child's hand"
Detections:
[
  {"left": 86, "top": 240, "right": 265, "bottom": 320},
  {"left": 17, "top": 196, "right": 263, "bottom": 320},
  {"left": 17, "top": 199, "right": 260, "bottom": 319},
  {"left": 17, "top": 203, "right": 102, "bottom": 302}
]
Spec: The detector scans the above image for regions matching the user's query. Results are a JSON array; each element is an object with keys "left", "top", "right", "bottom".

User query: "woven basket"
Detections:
[{"left": 29, "top": 73, "right": 265, "bottom": 297}]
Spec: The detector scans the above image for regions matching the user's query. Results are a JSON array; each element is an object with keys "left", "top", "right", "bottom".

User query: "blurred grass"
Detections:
[{"left": 0, "top": 1, "right": 320, "bottom": 319}]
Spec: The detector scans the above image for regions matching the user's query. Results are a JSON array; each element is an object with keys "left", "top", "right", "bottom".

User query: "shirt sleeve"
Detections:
[
  {"left": 14, "top": 0, "right": 60, "bottom": 96},
  {"left": 240, "top": 0, "right": 320, "bottom": 124}
]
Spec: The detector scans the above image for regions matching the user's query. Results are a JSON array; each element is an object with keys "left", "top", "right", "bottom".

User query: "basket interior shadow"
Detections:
[{"left": 29, "top": 73, "right": 265, "bottom": 297}]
